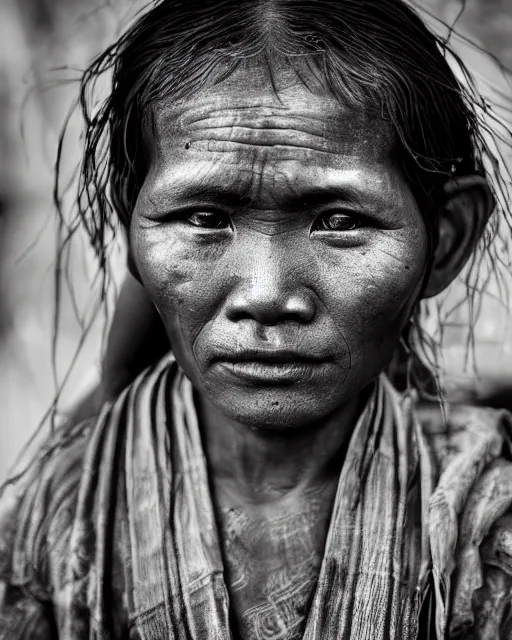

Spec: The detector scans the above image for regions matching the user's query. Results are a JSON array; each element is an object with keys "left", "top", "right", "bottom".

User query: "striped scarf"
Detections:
[{"left": 2, "top": 354, "right": 512, "bottom": 639}]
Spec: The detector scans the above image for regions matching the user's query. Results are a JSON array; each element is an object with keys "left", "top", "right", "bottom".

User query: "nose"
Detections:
[{"left": 225, "top": 238, "right": 316, "bottom": 326}]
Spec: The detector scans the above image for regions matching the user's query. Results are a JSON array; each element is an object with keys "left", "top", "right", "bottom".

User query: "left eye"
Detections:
[
  {"left": 186, "top": 211, "right": 230, "bottom": 229},
  {"left": 313, "top": 212, "right": 360, "bottom": 232}
]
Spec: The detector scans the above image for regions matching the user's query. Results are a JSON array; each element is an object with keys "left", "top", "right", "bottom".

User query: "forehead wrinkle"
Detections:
[
  {"left": 147, "top": 150, "right": 378, "bottom": 215},
  {"left": 155, "top": 125, "right": 393, "bottom": 164},
  {"left": 147, "top": 88, "right": 402, "bottom": 210},
  {"left": 147, "top": 57, "right": 400, "bottom": 166},
  {"left": 218, "top": 146, "right": 294, "bottom": 210},
  {"left": 189, "top": 119, "right": 390, "bottom": 159},
  {"left": 163, "top": 63, "right": 334, "bottom": 123},
  {"left": 179, "top": 105, "right": 338, "bottom": 130},
  {"left": 152, "top": 93, "right": 394, "bottom": 162},
  {"left": 246, "top": 147, "right": 267, "bottom": 204}
]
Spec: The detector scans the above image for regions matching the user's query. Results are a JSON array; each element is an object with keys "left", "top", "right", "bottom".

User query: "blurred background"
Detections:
[{"left": 1, "top": 0, "right": 512, "bottom": 480}]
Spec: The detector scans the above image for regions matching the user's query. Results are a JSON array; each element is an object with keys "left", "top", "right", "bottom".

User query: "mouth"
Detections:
[{"left": 214, "top": 349, "right": 331, "bottom": 385}]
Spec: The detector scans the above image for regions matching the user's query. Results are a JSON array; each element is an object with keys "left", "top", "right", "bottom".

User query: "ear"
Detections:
[{"left": 422, "top": 175, "right": 494, "bottom": 298}]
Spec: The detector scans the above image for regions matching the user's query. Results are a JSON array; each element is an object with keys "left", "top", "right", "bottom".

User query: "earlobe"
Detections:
[{"left": 422, "top": 175, "right": 494, "bottom": 298}]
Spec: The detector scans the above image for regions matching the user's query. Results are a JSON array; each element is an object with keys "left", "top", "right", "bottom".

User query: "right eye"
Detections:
[
  {"left": 312, "top": 211, "right": 361, "bottom": 232},
  {"left": 184, "top": 211, "right": 231, "bottom": 229}
]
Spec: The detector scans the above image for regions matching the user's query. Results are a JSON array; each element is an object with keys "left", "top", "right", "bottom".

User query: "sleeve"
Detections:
[
  {"left": 448, "top": 457, "right": 512, "bottom": 638},
  {"left": 425, "top": 404, "right": 512, "bottom": 638}
]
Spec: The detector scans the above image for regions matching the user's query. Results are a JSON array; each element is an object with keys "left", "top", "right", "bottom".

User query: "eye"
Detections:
[
  {"left": 185, "top": 211, "right": 230, "bottom": 229},
  {"left": 313, "top": 211, "right": 360, "bottom": 232}
]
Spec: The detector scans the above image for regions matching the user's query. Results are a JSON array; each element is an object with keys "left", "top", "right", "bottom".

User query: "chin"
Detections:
[{"left": 210, "top": 386, "right": 347, "bottom": 432}]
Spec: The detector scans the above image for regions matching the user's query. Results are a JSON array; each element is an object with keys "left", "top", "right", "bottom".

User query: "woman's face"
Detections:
[{"left": 131, "top": 65, "right": 429, "bottom": 429}]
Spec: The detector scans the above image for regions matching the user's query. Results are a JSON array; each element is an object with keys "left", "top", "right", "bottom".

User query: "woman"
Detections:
[{"left": 1, "top": 1, "right": 512, "bottom": 638}]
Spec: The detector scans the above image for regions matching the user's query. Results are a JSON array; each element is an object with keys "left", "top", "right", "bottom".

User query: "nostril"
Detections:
[
  {"left": 283, "top": 297, "right": 316, "bottom": 324},
  {"left": 228, "top": 308, "right": 308, "bottom": 326},
  {"left": 225, "top": 290, "right": 316, "bottom": 325}
]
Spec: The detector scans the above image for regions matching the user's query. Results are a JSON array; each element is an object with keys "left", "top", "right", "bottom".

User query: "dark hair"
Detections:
[
  {"left": 72, "top": 0, "right": 503, "bottom": 250},
  {"left": 56, "top": 0, "right": 512, "bottom": 387}
]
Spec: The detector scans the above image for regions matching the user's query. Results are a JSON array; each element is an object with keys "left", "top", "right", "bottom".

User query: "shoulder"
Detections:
[
  {"left": 415, "top": 401, "right": 512, "bottom": 635},
  {"left": 0, "top": 418, "right": 95, "bottom": 596},
  {"left": 0, "top": 355, "right": 176, "bottom": 595},
  {"left": 416, "top": 400, "right": 512, "bottom": 477}
]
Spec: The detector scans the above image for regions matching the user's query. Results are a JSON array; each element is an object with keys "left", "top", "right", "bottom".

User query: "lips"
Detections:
[
  {"left": 221, "top": 348, "right": 328, "bottom": 363},
  {"left": 213, "top": 348, "right": 332, "bottom": 384}
]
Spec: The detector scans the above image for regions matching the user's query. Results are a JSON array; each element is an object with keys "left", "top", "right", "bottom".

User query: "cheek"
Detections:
[
  {"left": 317, "top": 231, "right": 427, "bottom": 362},
  {"left": 130, "top": 225, "right": 229, "bottom": 349}
]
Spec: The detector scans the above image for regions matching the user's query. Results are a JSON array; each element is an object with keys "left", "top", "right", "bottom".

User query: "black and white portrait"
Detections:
[{"left": 1, "top": 1, "right": 512, "bottom": 638}]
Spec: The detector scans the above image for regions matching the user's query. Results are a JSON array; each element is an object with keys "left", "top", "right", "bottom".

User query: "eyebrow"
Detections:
[
  {"left": 149, "top": 181, "right": 366, "bottom": 211},
  {"left": 151, "top": 183, "right": 250, "bottom": 208}
]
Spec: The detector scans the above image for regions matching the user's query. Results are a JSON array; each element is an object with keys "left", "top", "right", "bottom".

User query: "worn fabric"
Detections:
[{"left": 1, "top": 355, "right": 512, "bottom": 639}]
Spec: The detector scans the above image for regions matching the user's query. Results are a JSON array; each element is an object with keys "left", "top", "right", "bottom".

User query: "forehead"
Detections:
[{"left": 144, "top": 63, "right": 400, "bottom": 202}]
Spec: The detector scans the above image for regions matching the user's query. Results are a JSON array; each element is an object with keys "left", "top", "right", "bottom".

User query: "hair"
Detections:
[
  {"left": 74, "top": 0, "right": 491, "bottom": 245},
  {"left": 55, "top": 0, "right": 512, "bottom": 395}
]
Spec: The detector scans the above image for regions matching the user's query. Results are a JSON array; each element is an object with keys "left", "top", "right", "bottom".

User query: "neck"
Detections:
[{"left": 197, "top": 386, "right": 371, "bottom": 507}]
